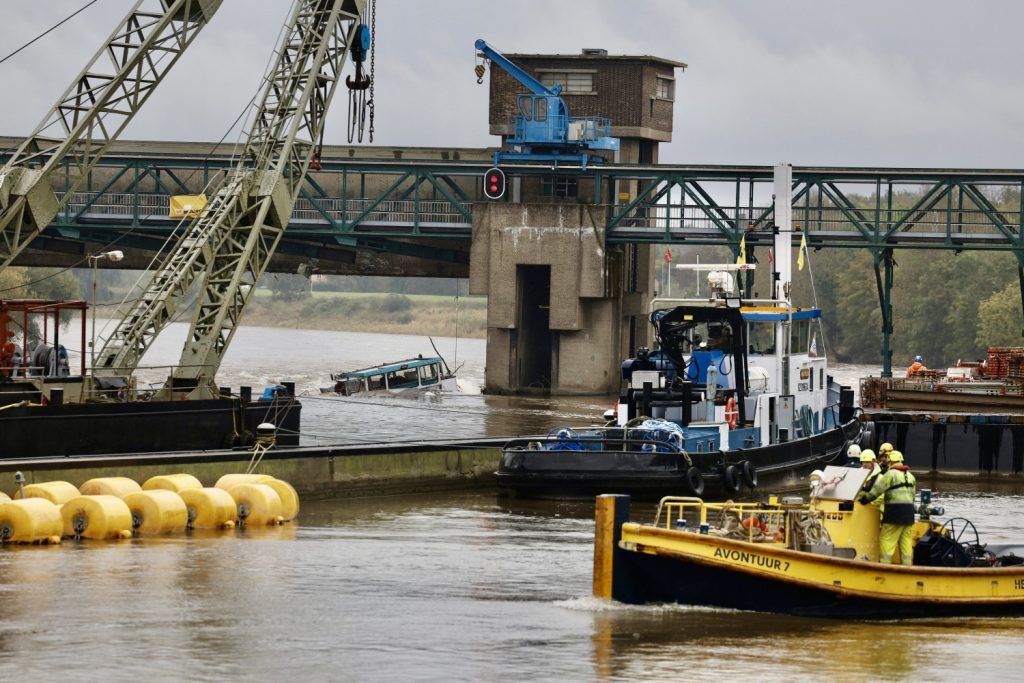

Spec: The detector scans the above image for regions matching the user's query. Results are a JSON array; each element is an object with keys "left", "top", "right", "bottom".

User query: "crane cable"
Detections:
[
  {"left": 0, "top": 0, "right": 100, "bottom": 67},
  {"left": 367, "top": 0, "right": 376, "bottom": 142}
]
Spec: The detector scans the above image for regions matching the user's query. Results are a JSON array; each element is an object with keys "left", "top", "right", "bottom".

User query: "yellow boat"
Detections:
[{"left": 593, "top": 465, "right": 1024, "bottom": 618}]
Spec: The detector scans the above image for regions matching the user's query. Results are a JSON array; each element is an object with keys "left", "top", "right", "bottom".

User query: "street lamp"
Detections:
[{"left": 89, "top": 250, "right": 123, "bottom": 372}]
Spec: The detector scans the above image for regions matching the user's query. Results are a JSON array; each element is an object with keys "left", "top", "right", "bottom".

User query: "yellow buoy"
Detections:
[
  {"left": 142, "top": 473, "right": 203, "bottom": 493},
  {"left": 213, "top": 473, "right": 274, "bottom": 491},
  {"left": 122, "top": 490, "right": 188, "bottom": 535},
  {"left": 262, "top": 478, "right": 299, "bottom": 521},
  {"left": 16, "top": 481, "right": 80, "bottom": 505},
  {"left": 61, "top": 495, "right": 134, "bottom": 540},
  {"left": 179, "top": 487, "right": 237, "bottom": 530},
  {"left": 79, "top": 477, "right": 142, "bottom": 498},
  {"left": 0, "top": 498, "right": 63, "bottom": 544},
  {"left": 229, "top": 483, "right": 283, "bottom": 526},
  {"left": 0, "top": 491, "right": 9, "bottom": 503}
]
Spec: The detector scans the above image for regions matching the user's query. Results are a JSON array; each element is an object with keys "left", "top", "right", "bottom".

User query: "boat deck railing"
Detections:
[
  {"left": 504, "top": 429, "right": 690, "bottom": 455},
  {"left": 653, "top": 496, "right": 813, "bottom": 545}
]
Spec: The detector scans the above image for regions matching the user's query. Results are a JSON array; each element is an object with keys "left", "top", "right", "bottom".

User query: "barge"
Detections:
[{"left": 860, "top": 348, "right": 1024, "bottom": 475}]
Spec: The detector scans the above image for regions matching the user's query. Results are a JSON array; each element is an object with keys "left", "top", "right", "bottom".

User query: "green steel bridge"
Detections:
[
  {"left": 15, "top": 150, "right": 1024, "bottom": 259},
  {"left": 6, "top": 148, "right": 1024, "bottom": 376}
]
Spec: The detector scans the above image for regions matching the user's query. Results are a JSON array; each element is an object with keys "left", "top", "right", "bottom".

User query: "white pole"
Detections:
[{"left": 773, "top": 163, "right": 793, "bottom": 304}]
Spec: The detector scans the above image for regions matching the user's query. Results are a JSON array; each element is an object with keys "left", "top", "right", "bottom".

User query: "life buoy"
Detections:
[{"left": 725, "top": 396, "right": 739, "bottom": 429}]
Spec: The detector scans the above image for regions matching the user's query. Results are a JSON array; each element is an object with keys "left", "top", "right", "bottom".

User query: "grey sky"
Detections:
[{"left": 1, "top": 0, "right": 1021, "bottom": 168}]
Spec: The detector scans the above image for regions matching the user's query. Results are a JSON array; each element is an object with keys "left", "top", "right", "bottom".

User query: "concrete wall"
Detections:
[
  {"left": 0, "top": 446, "right": 501, "bottom": 500},
  {"left": 470, "top": 203, "right": 653, "bottom": 395}
]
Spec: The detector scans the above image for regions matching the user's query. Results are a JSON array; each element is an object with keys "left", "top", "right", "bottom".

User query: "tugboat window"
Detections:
[
  {"left": 748, "top": 322, "right": 775, "bottom": 355},
  {"left": 790, "top": 319, "right": 810, "bottom": 354}
]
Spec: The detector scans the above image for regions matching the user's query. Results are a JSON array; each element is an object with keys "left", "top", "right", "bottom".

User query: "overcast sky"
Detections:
[{"left": 1, "top": 0, "right": 1021, "bottom": 168}]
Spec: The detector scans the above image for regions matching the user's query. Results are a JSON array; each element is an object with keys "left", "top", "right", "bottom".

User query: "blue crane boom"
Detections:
[
  {"left": 474, "top": 39, "right": 561, "bottom": 97},
  {"left": 475, "top": 39, "right": 619, "bottom": 170}
]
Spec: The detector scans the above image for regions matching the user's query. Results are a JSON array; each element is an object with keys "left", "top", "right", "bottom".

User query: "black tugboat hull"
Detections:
[{"left": 497, "top": 418, "right": 861, "bottom": 499}]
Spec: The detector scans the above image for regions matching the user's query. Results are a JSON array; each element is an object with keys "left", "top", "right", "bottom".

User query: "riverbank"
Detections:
[{"left": 230, "top": 292, "right": 486, "bottom": 338}]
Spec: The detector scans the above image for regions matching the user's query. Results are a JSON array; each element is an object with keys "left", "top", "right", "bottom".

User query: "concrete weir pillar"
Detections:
[{"left": 470, "top": 203, "right": 654, "bottom": 396}]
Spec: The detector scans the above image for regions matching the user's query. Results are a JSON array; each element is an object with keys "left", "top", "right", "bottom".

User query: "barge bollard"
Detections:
[{"left": 593, "top": 494, "right": 630, "bottom": 600}]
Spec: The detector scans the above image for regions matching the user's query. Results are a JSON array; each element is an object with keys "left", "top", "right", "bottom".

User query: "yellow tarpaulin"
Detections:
[{"left": 169, "top": 194, "right": 207, "bottom": 218}]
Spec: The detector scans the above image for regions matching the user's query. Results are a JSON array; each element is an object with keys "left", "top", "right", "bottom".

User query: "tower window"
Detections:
[
  {"left": 655, "top": 76, "right": 674, "bottom": 100},
  {"left": 539, "top": 72, "right": 594, "bottom": 94}
]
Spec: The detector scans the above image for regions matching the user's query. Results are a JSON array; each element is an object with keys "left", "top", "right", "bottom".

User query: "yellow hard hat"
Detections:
[
  {"left": 859, "top": 449, "right": 876, "bottom": 463},
  {"left": 888, "top": 450, "right": 904, "bottom": 463},
  {"left": 879, "top": 442, "right": 894, "bottom": 454}
]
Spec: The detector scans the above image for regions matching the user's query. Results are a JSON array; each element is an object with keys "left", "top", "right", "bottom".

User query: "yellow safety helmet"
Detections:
[
  {"left": 888, "top": 450, "right": 904, "bottom": 463},
  {"left": 859, "top": 449, "right": 876, "bottom": 463},
  {"left": 879, "top": 442, "right": 894, "bottom": 454}
]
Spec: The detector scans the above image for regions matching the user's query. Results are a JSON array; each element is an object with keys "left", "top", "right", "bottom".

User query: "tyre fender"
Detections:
[
  {"left": 739, "top": 460, "right": 758, "bottom": 488},
  {"left": 685, "top": 466, "right": 705, "bottom": 497},
  {"left": 722, "top": 464, "right": 741, "bottom": 495}
]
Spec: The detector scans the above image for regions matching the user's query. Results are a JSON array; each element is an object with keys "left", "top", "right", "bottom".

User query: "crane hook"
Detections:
[{"left": 475, "top": 63, "right": 485, "bottom": 84}]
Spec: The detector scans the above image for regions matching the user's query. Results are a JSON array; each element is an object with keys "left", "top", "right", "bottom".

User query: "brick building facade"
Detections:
[{"left": 485, "top": 49, "right": 686, "bottom": 166}]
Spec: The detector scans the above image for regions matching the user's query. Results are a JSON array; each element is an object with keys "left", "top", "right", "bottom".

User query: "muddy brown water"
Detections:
[{"left": 3, "top": 325, "right": 1019, "bottom": 680}]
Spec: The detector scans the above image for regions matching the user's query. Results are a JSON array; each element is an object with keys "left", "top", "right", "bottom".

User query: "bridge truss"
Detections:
[{"left": 5, "top": 149, "right": 1024, "bottom": 376}]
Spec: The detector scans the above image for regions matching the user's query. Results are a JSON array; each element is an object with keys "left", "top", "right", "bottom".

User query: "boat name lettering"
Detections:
[
  {"left": 824, "top": 512, "right": 844, "bottom": 521},
  {"left": 1015, "top": 579, "right": 1024, "bottom": 591},
  {"left": 713, "top": 547, "right": 789, "bottom": 572}
]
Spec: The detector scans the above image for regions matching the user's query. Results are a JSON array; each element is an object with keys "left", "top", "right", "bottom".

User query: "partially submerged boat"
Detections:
[
  {"left": 0, "top": 299, "right": 301, "bottom": 458},
  {"left": 861, "top": 348, "right": 1024, "bottom": 475},
  {"left": 593, "top": 465, "right": 1024, "bottom": 618},
  {"left": 322, "top": 355, "right": 458, "bottom": 396},
  {"left": 498, "top": 263, "right": 862, "bottom": 499}
]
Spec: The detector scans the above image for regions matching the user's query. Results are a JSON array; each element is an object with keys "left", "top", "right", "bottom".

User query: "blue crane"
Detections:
[{"left": 475, "top": 39, "right": 619, "bottom": 170}]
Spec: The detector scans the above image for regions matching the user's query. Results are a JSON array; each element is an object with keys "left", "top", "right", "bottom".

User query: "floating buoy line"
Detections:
[{"left": 0, "top": 473, "right": 300, "bottom": 545}]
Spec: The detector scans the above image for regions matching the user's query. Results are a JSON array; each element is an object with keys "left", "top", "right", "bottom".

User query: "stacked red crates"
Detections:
[{"left": 986, "top": 347, "right": 1024, "bottom": 379}]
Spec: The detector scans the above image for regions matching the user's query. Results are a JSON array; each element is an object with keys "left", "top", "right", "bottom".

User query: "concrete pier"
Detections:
[
  {"left": 0, "top": 442, "right": 502, "bottom": 500},
  {"left": 470, "top": 203, "right": 654, "bottom": 395}
]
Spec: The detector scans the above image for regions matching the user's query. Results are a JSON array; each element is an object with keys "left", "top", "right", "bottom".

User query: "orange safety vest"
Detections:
[{"left": 906, "top": 362, "right": 924, "bottom": 377}]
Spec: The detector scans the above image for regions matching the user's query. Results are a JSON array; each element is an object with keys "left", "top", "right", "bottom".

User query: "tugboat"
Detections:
[
  {"left": 593, "top": 465, "right": 1024, "bottom": 618},
  {"left": 498, "top": 255, "right": 863, "bottom": 499}
]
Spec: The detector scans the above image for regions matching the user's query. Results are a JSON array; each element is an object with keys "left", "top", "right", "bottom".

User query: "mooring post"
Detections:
[{"left": 593, "top": 494, "right": 631, "bottom": 600}]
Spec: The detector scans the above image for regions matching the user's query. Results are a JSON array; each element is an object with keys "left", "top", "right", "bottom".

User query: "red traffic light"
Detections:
[{"left": 483, "top": 167, "right": 506, "bottom": 200}]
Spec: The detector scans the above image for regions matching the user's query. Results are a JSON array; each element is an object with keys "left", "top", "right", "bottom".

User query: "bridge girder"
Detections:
[{"left": 2, "top": 146, "right": 1023, "bottom": 270}]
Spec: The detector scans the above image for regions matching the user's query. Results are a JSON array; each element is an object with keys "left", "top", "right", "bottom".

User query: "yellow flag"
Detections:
[
  {"left": 736, "top": 234, "right": 746, "bottom": 265},
  {"left": 797, "top": 233, "right": 807, "bottom": 271}
]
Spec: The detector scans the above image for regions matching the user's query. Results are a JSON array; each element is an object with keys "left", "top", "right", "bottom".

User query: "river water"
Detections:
[{"left": 3, "top": 325, "right": 1023, "bottom": 681}]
